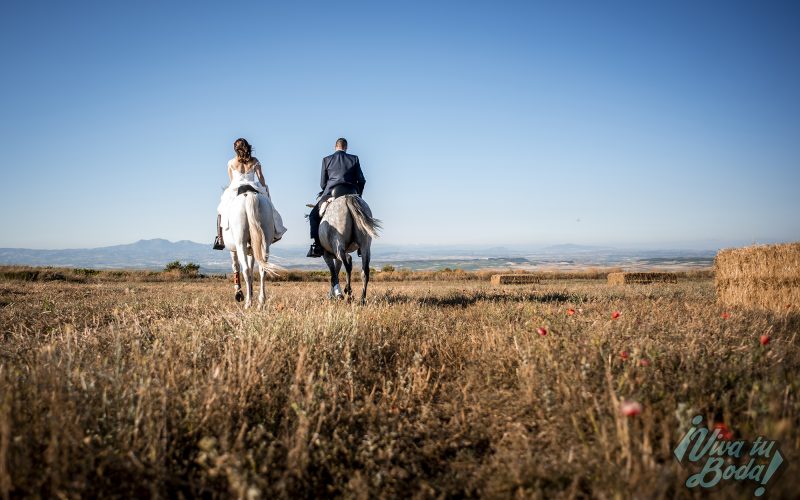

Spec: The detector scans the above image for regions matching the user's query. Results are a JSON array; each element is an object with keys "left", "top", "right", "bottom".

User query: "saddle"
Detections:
[
  {"left": 237, "top": 184, "right": 260, "bottom": 196},
  {"left": 319, "top": 184, "right": 359, "bottom": 217},
  {"left": 331, "top": 184, "right": 358, "bottom": 197}
]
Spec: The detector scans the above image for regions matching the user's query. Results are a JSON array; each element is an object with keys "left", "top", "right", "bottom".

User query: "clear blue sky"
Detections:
[{"left": 1, "top": 1, "right": 798, "bottom": 250}]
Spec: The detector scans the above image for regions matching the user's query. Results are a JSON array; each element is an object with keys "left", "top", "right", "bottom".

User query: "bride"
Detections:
[{"left": 214, "top": 138, "right": 286, "bottom": 249}]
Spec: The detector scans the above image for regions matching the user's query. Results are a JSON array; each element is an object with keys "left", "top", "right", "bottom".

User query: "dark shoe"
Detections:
[
  {"left": 213, "top": 235, "right": 225, "bottom": 250},
  {"left": 213, "top": 214, "right": 225, "bottom": 250},
  {"left": 307, "top": 243, "right": 324, "bottom": 258}
]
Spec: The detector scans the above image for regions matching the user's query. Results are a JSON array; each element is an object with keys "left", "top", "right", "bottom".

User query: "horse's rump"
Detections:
[{"left": 343, "top": 195, "right": 381, "bottom": 239}]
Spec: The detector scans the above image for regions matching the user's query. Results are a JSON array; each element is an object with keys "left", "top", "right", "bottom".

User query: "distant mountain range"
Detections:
[
  {"left": 0, "top": 239, "right": 232, "bottom": 270},
  {"left": 0, "top": 239, "right": 717, "bottom": 274}
]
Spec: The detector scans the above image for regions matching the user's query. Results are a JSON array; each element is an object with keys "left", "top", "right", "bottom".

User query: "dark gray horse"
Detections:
[{"left": 319, "top": 195, "right": 381, "bottom": 304}]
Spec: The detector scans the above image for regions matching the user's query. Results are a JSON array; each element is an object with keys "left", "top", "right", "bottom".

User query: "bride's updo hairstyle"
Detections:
[{"left": 233, "top": 138, "right": 253, "bottom": 170}]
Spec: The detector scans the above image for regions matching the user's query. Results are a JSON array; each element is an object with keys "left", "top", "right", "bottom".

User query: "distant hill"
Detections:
[
  {"left": 0, "top": 239, "right": 717, "bottom": 273},
  {"left": 541, "top": 243, "right": 613, "bottom": 253},
  {"left": 0, "top": 239, "right": 233, "bottom": 272}
]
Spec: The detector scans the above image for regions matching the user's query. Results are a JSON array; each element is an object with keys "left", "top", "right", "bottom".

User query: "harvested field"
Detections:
[
  {"left": 715, "top": 242, "right": 800, "bottom": 312},
  {"left": 1, "top": 273, "right": 798, "bottom": 498},
  {"left": 607, "top": 272, "right": 678, "bottom": 285}
]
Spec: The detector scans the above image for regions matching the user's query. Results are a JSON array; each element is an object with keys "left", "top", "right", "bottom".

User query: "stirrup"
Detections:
[
  {"left": 213, "top": 235, "right": 225, "bottom": 250},
  {"left": 306, "top": 243, "right": 324, "bottom": 258}
]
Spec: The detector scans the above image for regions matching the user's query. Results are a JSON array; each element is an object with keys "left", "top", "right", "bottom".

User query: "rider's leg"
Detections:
[
  {"left": 309, "top": 204, "right": 320, "bottom": 242},
  {"left": 213, "top": 214, "right": 225, "bottom": 250},
  {"left": 307, "top": 203, "right": 324, "bottom": 257}
]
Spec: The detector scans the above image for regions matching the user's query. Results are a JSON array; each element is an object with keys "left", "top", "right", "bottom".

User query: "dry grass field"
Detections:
[{"left": 1, "top": 272, "right": 798, "bottom": 498}]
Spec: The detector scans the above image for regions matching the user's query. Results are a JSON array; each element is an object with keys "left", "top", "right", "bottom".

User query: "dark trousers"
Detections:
[{"left": 309, "top": 203, "right": 321, "bottom": 240}]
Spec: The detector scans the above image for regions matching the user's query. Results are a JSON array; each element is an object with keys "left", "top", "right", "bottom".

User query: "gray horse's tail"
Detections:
[
  {"left": 345, "top": 195, "right": 382, "bottom": 239},
  {"left": 245, "top": 193, "right": 269, "bottom": 268}
]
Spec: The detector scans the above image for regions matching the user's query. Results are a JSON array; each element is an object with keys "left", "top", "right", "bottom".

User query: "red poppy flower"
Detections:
[
  {"left": 567, "top": 308, "right": 576, "bottom": 316},
  {"left": 713, "top": 422, "right": 733, "bottom": 440},
  {"left": 721, "top": 312, "right": 730, "bottom": 320},
  {"left": 620, "top": 351, "right": 629, "bottom": 361},
  {"left": 760, "top": 335, "right": 770, "bottom": 346},
  {"left": 611, "top": 311, "right": 621, "bottom": 319},
  {"left": 537, "top": 327, "right": 547, "bottom": 336},
  {"left": 620, "top": 401, "right": 642, "bottom": 417}
]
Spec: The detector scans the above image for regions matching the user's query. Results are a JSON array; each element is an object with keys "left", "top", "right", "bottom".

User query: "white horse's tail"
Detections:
[
  {"left": 345, "top": 195, "right": 382, "bottom": 239},
  {"left": 245, "top": 194, "right": 270, "bottom": 269}
]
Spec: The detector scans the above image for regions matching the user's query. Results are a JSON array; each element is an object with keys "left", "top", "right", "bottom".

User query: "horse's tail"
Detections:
[
  {"left": 245, "top": 193, "right": 270, "bottom": 269},
  {"left": 345, "top": 195, "right": 382, "bottom": 239}
]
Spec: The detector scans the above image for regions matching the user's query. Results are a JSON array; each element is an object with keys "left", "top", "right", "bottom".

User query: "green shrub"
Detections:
[
  {"left": 163, "top": 261, "right": 201, "bottom": 277},
  {"left": 164, "top": 261, "right": 183, "bottom": 272}
]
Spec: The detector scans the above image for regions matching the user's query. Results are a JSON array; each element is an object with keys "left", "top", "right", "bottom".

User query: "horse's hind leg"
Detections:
[
  {"left": 323, "top": 252, "right": 342, "bottom": 299},
  {"left": 257, "top": 266, "right": 267, "bottom": 308},
  {"left": 334, "top": 258, "right": 342, "bottom": 297},
  {"left": 360, "top": 245, "right": 371, "bottom": 305},
  {"left": 236, "top": 245, "right": 254, "bottom": 308},
  {"left": 341, "top": 252, "right": 353, "bottom": 299},
  {"left": 231, "top": 251, "right": 244, "bottom": 302},
  {"left": 245, "top": 253, "right": 255, "bottom": 308}
]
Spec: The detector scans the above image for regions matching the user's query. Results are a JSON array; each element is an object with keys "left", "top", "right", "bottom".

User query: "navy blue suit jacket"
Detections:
[{"left": 320, "top": 150, "right": 366, "bottom": 198}]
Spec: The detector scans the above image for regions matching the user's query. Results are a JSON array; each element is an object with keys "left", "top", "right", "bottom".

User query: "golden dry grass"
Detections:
[
  {"left": 0, "top": 265, "right": 716, "bottom": 284},
  {"left": 1, "top": 275, "right": 798, "bottom": 498}
]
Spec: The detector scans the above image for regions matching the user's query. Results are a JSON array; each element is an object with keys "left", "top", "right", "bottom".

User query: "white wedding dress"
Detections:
[{"left": 218, "top": 160, "right": 286, "bottom": 242}]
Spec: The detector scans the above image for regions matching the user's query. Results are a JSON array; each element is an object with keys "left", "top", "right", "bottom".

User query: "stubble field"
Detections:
[{"left": 1, "top": 274, "right": 798, "bottom": 498}]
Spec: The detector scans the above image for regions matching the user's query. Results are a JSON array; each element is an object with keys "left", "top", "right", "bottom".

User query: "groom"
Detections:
[{"left": 307, "top": 137, "right": 366, "bottom": 257}]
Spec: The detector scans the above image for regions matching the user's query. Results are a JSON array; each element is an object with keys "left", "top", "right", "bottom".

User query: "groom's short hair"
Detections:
[{"left": 336, "top": 137, "right": 348, "bottom": 150}]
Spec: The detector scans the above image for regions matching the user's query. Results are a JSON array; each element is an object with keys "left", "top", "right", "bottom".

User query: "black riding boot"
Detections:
[
  {"left": 307, "top": 203, "right": 324, "bottom": 257},
  {"left": 307, "top": 243, "right": 324, "bottom": 258},
  {"left": 213, "top": 214, "right": 225, "bottom": 250}
]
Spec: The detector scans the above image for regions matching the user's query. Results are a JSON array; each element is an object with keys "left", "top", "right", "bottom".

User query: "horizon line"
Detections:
[{"left": 1, "top": 236, "right": 797, "bottom": 253}]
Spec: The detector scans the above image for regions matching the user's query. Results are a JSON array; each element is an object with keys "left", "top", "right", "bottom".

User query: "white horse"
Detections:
[
  {"left": 222, "top": 187, "right": 277, "bottom": 308},
  {"left": 319, "top": 195, "right": 381, "bottom": 304}
]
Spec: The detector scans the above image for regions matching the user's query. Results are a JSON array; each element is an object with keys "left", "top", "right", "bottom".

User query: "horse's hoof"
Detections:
[{"left": 235, "top": 290, "right": 244, "bottom": 302}]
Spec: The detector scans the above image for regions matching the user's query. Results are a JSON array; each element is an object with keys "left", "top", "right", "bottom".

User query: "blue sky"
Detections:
[{"left": 1, "top": 1, "right": 798, "bottom": 250}]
